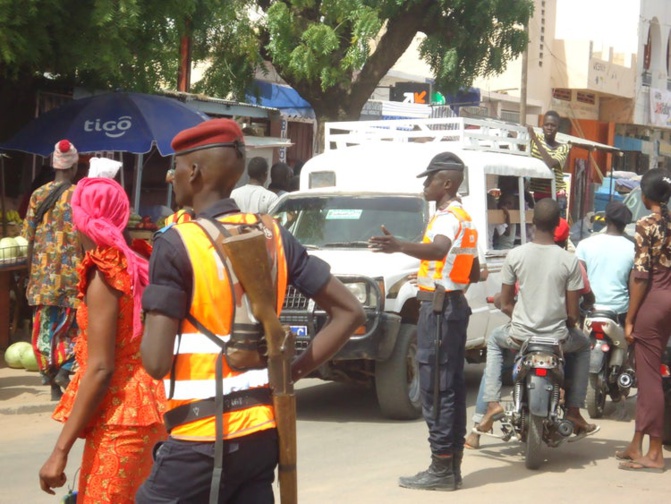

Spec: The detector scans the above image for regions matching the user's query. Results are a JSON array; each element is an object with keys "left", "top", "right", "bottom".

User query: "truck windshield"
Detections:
[{"left": 273, "top": 195, "right": 427, "bottom": 248}]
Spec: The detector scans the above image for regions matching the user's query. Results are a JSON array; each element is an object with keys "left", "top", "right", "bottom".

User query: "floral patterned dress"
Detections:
[{"left": 53, "top": 246, "right": 166, "bottom": 503}]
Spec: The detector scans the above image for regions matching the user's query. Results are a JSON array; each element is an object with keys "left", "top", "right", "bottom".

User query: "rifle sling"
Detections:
[
  {"left": 163, "top": 387, "right": 273, "bottom": 433},
  {"left": 210, "top": 348, "right": 224, "bottom": 504}
]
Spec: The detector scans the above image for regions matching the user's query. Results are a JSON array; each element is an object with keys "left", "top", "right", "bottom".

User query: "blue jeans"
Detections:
[
  {"left": 472, "top": 351, "right": 515, "bottom": 424},
  {"left": 482, "top": 324, "right": 590, "bottom": 409}
]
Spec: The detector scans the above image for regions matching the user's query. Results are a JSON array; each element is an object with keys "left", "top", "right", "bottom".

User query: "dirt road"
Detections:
[{"left": 0, "top": 364, "right": 666, "bottom": 503}]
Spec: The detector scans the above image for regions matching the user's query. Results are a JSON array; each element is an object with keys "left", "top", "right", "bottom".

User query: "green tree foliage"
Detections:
[
  {"left": 0, "top": 0, "right": 533, "bottom": 123},
  {"left": 0, "top": 0, "right": 182, "bottom": 90},
  {"left": 196, "top": 0, "right": 534, "bottom": 123}
]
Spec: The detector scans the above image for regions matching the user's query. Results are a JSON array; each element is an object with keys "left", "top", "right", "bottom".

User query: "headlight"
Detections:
[
  {"left": 345, "top": 282, "right": 368, "bottom": 304},
  {"left": 343, "top": 280, "right": 380, "bottom": 308}
]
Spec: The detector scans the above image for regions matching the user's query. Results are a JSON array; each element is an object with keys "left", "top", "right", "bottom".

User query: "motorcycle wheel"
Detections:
[
  {"left": 525, "top": 413, "right": 544, "bottom": 470},
  {"left": 663, "top": 394, "right": 671, "bottom": 446},
  {"left": 586, "top": 373, "right": 606, "bottom": 419}
]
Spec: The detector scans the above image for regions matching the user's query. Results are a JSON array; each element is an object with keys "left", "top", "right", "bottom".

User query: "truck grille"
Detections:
[{"left": 283, "top": 285, "right": 309, "bottom": 310}]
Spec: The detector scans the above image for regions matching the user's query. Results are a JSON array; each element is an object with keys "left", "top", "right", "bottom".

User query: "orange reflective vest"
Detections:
[
  {"left": 164, "top": 208, "right": 193, "bottom": 226},
  {"left": 165, "top": 213, "right": 288, "bottom": 441},
  {"left": 418, "top": 203, "right": 478, "bottom": 292}
]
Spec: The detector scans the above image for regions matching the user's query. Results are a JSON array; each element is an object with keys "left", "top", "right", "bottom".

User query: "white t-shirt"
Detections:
[
  {"left": 503, "top": 242, "right": 583, "bottom": 340},
  {"left": 427, "top": 205, "right": 460, "bottom": 244},
  {"left": 231, "top": 184, "right": 279, "bottom": 214},
  {"left": 575, "top": 233, "right": 634, "bottom": 314}
]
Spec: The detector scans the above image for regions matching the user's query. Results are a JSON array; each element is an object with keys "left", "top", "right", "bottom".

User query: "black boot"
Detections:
[
  {"left": 54, "top": 368, "right": 71, "bottom": 389},
  {"left": 398, "top": 454, "right": 456, "bottom": 491},
  {"left": 453, "top": 451, "right": 463, "bottom": 489},
  {"left": 50, "top": 384, "right": 63, "bottom": 401}
]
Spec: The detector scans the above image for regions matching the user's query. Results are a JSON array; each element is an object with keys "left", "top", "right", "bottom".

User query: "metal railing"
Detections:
[{"left": 324, "top": 117, "right": 532, "bottom": 155}]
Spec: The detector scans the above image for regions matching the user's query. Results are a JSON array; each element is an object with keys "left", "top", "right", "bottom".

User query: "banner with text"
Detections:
[{"left": 650, "top": 87, "right": 671, "bottom": 128}]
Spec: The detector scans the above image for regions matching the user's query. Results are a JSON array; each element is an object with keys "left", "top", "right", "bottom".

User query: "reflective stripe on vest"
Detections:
[
  {"left": 166, "top": 213, "right": 288, "bottom": 441},
  {"left": 418, "top": 204, "right": 478, "bottom": 292},
  {"left": 164, "top": 208, "right": 193, "bottom": 226}
]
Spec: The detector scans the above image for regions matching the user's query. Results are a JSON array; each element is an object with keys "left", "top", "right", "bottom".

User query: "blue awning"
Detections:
[
  {"left": 614, "top": 135, "right": 643, "bottom": 151},
  {"left": 443, "top": 87, "right": 481, "bottom": 114},
  {"left": 245, "top": 81, "right": 315, "bottom": 119}
]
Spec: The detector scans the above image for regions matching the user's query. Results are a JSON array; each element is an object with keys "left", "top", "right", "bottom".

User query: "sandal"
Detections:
[
  {"left": 465, "top": 431, "right": 480, "bottom": 450},
  {"left": 568, "top": 423, "right": 600, "bottom": 442},
  {"left": 615, "top": 451, "right": 634, "bottom": 461},
  {"left": 475, "top": 405, "right": 505, "bottom": 433},
  {"left": 618, "top": 461, "right": 665, "bottom": 473}
]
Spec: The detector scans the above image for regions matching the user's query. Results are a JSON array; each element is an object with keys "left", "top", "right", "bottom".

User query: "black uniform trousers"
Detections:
[
  {"left": 416, "top": 292, "right": 471, "bottom": 455},
  {"left": 135, "top": 428, "right": 278, "bottom": 504}
]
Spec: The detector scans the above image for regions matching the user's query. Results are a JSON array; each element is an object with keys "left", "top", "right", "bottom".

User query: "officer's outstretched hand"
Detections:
[{"left": 368, "top": 225, "right": 402, "bottom": 254}]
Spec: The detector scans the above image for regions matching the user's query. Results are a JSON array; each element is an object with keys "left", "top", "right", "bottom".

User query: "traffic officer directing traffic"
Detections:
[
  {"left": 369, "top": 152, "right": 480, "bottom": 491},
  {"left": 136, "top": 118, "right": 364, "bottom": 503}
]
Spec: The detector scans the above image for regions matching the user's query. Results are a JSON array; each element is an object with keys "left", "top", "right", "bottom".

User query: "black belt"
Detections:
[
  {"left": 163, "top": 388, "right": 273, "bottom": 433},
  {"left": 416, "top": 290, "right": 462, "bottom": 302}
]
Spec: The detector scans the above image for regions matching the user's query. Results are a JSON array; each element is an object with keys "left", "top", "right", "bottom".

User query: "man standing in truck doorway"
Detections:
[
  {"left": 369, "top": 152, "right": 480, "bottom": 492},
  {"left": 528, "top": 110, "right": 571, "bottom": 218}
]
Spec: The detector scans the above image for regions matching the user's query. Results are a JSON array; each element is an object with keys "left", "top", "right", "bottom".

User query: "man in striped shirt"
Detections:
[{"left": 528, "top": 110, "right": 571, "bottom": 218}]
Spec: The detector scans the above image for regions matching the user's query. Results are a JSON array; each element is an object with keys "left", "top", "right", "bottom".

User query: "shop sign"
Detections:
[
  {"left": 588, "top": 58, "right": 635, "bottom": 98},
  {"left": 650, "top": 88, "right": 671, "bottom": 128},
  {"left": 390, "top": 82, "right": 431, "bottom": 104}
]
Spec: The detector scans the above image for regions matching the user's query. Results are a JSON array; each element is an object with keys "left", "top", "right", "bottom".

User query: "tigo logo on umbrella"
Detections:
[{"left": 84, "top": 116, "right": 132, "bottom": 138}]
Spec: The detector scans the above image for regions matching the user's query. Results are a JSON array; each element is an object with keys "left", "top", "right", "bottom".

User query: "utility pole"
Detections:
[{"left": 519, "top": 22, "right": 529, "bottom": 125}]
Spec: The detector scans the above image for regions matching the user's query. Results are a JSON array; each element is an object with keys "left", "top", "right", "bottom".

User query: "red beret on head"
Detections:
[
  {"left": 171, "top": 118, "right": 245, "bottom": 156},
  {"left": 554, "top": 217, "right": 570, "bottom": 243}
]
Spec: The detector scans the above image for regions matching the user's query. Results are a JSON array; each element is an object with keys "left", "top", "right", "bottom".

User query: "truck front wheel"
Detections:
[{"left": 375, "top": 323, "right": 421, "bottom": 420}]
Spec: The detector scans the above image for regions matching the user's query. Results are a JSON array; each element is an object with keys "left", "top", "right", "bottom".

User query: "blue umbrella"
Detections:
[{"left": 0, "top": 92, "right": 209, "bottom": 156}]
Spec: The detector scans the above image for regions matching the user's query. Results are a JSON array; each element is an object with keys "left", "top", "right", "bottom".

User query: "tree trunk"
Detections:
[{"left": 311, "top": 100, "right": 362, "bottom": 154}]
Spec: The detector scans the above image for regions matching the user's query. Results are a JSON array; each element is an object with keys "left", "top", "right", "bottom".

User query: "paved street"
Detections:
[{"left": 0, "top": 363, "right": 667, "bottom": 504}]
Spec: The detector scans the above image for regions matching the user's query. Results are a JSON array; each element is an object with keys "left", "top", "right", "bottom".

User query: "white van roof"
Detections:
[{"left": 301, "top": 142, "right": 552, "bottom": 193}]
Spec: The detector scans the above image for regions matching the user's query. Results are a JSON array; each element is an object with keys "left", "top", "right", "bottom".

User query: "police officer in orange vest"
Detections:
[
  {"left": 369, "top": 152, "right": 480, "bottom": 492},
  {"left": 136, "top": 118, "right": 365, "bottom": 503}
]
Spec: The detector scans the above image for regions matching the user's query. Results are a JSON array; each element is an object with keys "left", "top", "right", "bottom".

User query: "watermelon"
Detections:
[
  {"left": 14, "top": 236, "right": 28, "bottom": 256},
  {"left": 4, "top": 341, "right": 32, "bottom": 369},
  {"left": 0, "top": 237, "right": 19, "bottom": 261},
  {"left": 20, "top": 349, "right": 40, "bottom": 372}
]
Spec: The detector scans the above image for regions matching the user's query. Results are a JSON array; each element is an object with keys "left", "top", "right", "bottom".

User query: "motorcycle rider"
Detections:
[
  {"left": 466, "top": 216, "right": 594, "bottom": 449},
  {"left": 575, "top": 201, "right": 634, "bottom": 322},
  {"left": 476, "top": 199, "right": 599, "bottom": 439}
]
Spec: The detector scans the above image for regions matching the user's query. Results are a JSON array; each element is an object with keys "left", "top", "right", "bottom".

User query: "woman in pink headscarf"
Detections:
[{"left": 38, "top": 177, "right": 166, "bottom": 503}]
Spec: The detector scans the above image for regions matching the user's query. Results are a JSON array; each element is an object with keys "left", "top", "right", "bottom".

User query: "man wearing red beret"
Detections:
[
  {"left": 136, "top": 118, "right": 365, "bottom": 503},
  {"left": 475, "top": 198, "right": 598, "bottom": 440}
]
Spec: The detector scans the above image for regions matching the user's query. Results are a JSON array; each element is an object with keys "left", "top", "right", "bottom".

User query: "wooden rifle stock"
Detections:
[{"left": 220, "top": 230, "right": 297, "bottom": 504}]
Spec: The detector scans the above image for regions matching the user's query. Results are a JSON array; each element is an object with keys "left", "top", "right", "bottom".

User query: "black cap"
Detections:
[
  {"left": 417, "top": 152, "right": 465, "bottom": 178},
  {"left": 605, "top": 201, "right": 632, "bottom": 226}
]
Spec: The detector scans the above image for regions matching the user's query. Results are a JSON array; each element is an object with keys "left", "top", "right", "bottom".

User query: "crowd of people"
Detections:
[{"left": 15, "top": 113, "right": 669, "bottom": 502}]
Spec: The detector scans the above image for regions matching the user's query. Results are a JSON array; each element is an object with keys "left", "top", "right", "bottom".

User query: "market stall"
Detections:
[{"left": 0, "top": 228, "right": 28, "bottom": 349}]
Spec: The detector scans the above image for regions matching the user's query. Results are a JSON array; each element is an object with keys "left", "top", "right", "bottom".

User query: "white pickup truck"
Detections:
[{"left": 273, "top": 118, "right": 556, "bottom": 420}]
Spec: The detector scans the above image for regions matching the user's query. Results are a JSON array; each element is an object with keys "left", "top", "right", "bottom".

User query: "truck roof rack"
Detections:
[
  {"left": 325, "top": 117, "right": 531, "bottom": 155},
  {"left": 324, "top": 117, "right": 620, "bottom": 155}
]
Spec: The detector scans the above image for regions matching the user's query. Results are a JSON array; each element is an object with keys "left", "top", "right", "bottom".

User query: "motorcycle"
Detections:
[
  {"left": 582, "top": 309, "right": 634, "bottom": 418},
  {"left": 487, "top": 335, "right": 574, "bottom": 470}
]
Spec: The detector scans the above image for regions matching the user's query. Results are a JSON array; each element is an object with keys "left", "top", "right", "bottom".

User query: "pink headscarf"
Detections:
[{"left": 71, "top": 178, "right": 148, "bottom": 338}]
